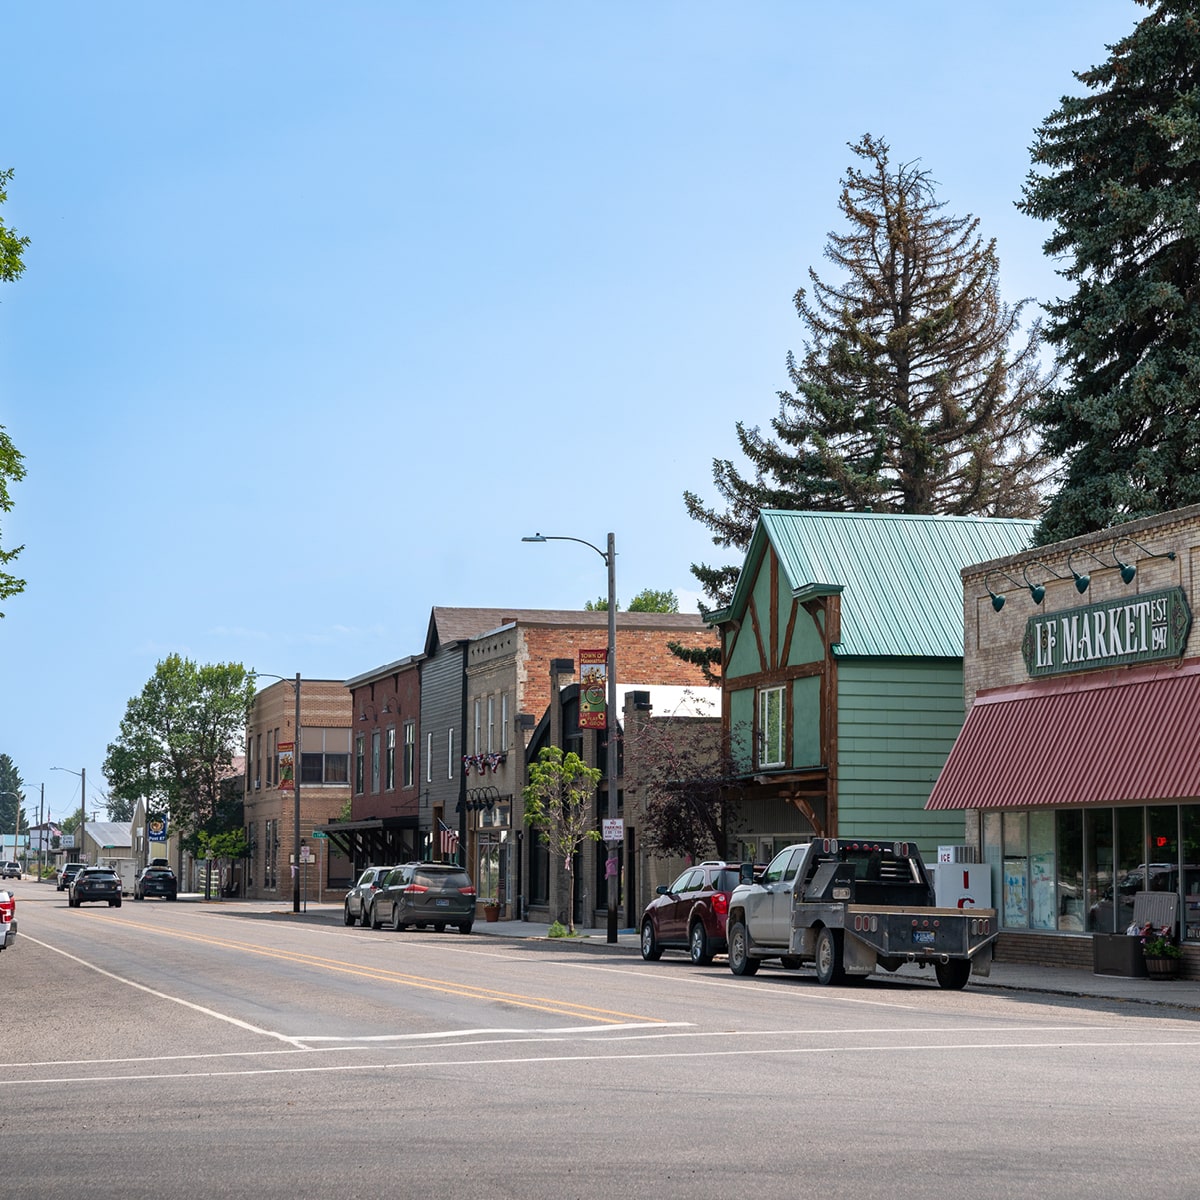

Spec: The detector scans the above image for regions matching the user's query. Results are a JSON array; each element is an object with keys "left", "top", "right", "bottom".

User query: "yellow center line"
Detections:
[{"left": 84, "top": 912, "right": 663, "bottom": 1025}]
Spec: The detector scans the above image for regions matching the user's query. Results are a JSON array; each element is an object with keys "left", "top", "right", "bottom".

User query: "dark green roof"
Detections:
[{"left": 709, "top": 510, "right": 1035, "bottom": 658}]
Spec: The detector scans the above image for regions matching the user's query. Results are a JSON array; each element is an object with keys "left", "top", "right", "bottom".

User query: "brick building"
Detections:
[
  {"left": 930, "top": 504, "right": 1200, "bottom": 976},
  {"left": 243, "top": 678, "right": 353, "bottom": 901}
]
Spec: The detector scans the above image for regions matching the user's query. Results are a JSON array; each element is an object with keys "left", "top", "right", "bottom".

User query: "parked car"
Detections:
[
  {"left": 57, "top": 862, "right": 86, "bottom": 892},
  {"left": 0, "top": 887, "right": 15, "bottom": 951},
  {"left": 133, "top": 865, "right": 178, "bottom": 901},
  {"left": 69, "top": 867, "right": 123, "bottom": 908},
  {"left": 373, "top": 862, "right": 477, "bottom": 934},
  {"left": 1, "top": 861, "right": 20, "bottom": 880},
  {"left": 640, "top": 861, "right": 750, "bottom": 965},
  {"left": 344, "top": 866, "right": 395, "bottom": 928}
]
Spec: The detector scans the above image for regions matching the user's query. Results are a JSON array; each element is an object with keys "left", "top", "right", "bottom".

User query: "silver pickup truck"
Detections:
[
  {"left": 0, "top": 887, "right": 16, "bottom": 953},
  {"left": 725, "top": 838, "right": 997, "bottom": 989}
]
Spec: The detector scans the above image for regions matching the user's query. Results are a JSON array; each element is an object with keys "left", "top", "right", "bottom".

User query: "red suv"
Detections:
[{"left": 640, "top": 861, "right": 747, "bottom": 965}]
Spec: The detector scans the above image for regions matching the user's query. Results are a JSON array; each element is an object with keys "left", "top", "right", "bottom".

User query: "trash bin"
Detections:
[{"left": 1093, "top": 933, "right": 1147, "bottom": 977}]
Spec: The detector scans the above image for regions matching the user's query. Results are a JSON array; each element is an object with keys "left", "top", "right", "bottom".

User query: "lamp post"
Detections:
[
  {"left": 523, "top": 531, "right": 620, "bottom": 944},
  {"left": 251, "top": 672, "right": 302, "bottom": 913},
  {"left": 0, "top": 790, "right": 20, "bottom": 867},
  {"left": 51, "top": 766, "right": 88, "bottom": 864}
]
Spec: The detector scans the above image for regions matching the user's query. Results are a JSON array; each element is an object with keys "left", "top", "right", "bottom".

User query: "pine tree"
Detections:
[
  {"left": 1019, "top": 0, "right": 1200, "bottom": 543},
  {"left": 685, "top": 134, "right": 1051, "bottom": 606}
]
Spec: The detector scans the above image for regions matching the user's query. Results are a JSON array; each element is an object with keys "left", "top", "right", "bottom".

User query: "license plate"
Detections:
[
  {"left": 912, "top": 929, "right": 936, "bottom": 946},
  {"left": 435, "top": 898, "right": 450, "bottom": 907}
]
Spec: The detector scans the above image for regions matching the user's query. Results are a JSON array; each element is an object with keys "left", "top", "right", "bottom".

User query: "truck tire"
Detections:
[
  {"left": 640, "top": 919, "right": 662, "bottom": 961},
  {"left": 935, "top": 959, "right": 971, "bottom": 990},
  {"left": 727, "top": 920, "right": 759, "bottom": 976},
  {"left": 814, "top": 926, "right": 845, "bottom": 985},
  {"left": 688, "top": 922, "right": 713, "bottom": 966}
]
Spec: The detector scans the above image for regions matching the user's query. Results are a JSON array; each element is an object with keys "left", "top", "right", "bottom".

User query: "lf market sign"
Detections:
[{"left": 1022, "top": 587, "right": 1191, "bottom": 677}]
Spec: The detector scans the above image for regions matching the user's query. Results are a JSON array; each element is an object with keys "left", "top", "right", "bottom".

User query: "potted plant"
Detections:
[
  {"left": 482, "top": 898, "right": 501, "bottom": 922},
  {"left": 1140, "top": 923, "right": 1183, "bottom": 979}
]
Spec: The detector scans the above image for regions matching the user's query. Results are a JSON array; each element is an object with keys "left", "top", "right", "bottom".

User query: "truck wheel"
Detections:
[
  {"left": 688, "top": 922, "right": 712, "bottom": 966},
  {"left": 727, "top": 920, "right": 759, "bottom": 976},
  {"left": 935, "top": 960, "right": 971, "bottom": 990},
  {"left": 640, "top": 919, "right": 662, "bottom": 961},
  {"left": 814, "top": 927, "right": 845, "bottom": 985}
]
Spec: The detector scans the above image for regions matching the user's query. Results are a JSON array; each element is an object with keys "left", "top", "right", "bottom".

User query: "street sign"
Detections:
[
  {"left": 299, "top": 849, "right": 314, "bottom": 863},
  {"left": 602, "top": 819, "right": 624, "bottom": 842},
  {"left": 311, "top": 830, "right": 327, "bottom": 839}
]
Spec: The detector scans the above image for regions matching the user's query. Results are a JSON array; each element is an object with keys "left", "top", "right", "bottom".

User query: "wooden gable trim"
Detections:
[
  {"left": 769, "top": 551, "right": 780, "bottom": 670},
  {"left": 748, "top": 594, "right": 767, "bottom": 676}
]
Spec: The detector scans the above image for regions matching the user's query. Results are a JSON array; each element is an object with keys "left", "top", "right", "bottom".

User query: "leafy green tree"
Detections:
[
  {"left": 523, "top": 746, "right": 601, "bottom": 934},
  {"left": 0, "top": 170, "right": 29, "bottom": 616},
  {"left": 104, "top": 654, "right": 256, "bottom": 842},
  {"left": 685, "top": 134, "right": 1052, "bottom": 606},
  {"left": 1019, "top": 0, "right": 1200, "bottom": 542},
  {"left": 584, "top": 588, "right": 680, "bottom": 613}
]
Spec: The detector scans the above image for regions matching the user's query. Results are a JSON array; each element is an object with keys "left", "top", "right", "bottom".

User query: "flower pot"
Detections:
[
  {"left": 483, "top": 903, "right": 500, "bottom": 923},
  {"left": 1144, "top": 955, "right": 1180, "bottom": 980}
]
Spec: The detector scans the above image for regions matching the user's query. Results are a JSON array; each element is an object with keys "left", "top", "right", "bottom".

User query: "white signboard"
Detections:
[
  {"left": 602, "top": 819, "right": 624, "bottom": 842},
  {"left": 61, "top": 834, "right": 75, "bottom": 849}
]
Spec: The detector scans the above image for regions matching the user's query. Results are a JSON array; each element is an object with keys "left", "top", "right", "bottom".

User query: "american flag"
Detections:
[{"left": 438, "top": 818, "right": 459, "bottom": 859}]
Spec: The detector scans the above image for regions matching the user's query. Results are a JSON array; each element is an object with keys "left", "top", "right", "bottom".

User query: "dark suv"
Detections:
[
  {"left": 640, "top": 861, "right": 748, "bottom": 965},
  {"left": 373, "top": 862, "right": 477, "bottom": 934},
  {"left": 57, "top": 862, "right": 86, "bottom": 892},
  {"left": 134, "top": 865, "right": 178, "bottom": 900}
]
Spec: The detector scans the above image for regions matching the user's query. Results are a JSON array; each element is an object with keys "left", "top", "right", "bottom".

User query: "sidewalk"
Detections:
[{"left": 471, "top": 918, "right": 1200, "bottom": 1012}]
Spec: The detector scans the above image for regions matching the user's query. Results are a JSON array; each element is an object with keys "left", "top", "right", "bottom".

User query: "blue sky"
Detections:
[{"left": 2, "top": 0, "right": 1138, "bottom": 823}]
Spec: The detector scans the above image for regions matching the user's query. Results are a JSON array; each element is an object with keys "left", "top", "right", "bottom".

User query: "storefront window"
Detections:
[
  {"left": 1029, "top": 811, "right": 1056, "bottom": 930},
  {"left": 1085, "top": 808, "right": 1114, "bottom": 933},
  {"left": 1001, "top": 812, "right": 1028, "bottom": 926},
  {"left": 1056, "top": 810, "right": 1083, "bottom": 932},
  {"left": 1183, "top": 804, "right": 1200, "bottom": 942},
  {"left": 1115, "top": 807, "right": 1144, "bottom": 933}
]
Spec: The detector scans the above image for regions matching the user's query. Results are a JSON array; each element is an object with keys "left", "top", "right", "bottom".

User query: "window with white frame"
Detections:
[
  {"left": 758, "top": 686, "right": 785, "bottom": 768},
  {"left": 474, "top": 700, "right": 481, "bottom": 754},
  {"left": 447, "top": 728, "right": 455, "bottom": 779},
  {"left": 487, "top": 696, "right": 495, "bottom": 753},
  {"left": 385, "top": 727, "right": 396, "bottom": 791},
  {"left": 426, "top": 732, "right": 432, "bottom": 782},
  {"left": 403, "top": 721, "right": 415, "bottom": 787},
  {"left": 501, "top": 693, "right": 509, "bottom": 752},
  {"left": 371, "top": 730, "right": 381, "bottom": 793}
]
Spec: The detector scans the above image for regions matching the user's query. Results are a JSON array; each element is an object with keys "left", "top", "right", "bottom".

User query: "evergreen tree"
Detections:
[
  {"left": 1019, "top": 0, "right": 1200, "bottom": 543},
  {"left": 685, "top": 134, "right": 1052, "bottom": 606}
]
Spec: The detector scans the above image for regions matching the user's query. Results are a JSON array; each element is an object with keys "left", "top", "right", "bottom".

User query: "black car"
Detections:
[
  {"left": 344, "top": 866, "right": 395, "bottom": 927},
  {"left": 69, "top": 867, "right": 123, "bottom": 908},
  {"left": 372, "top": 862, "right": 476, "bottom": 934},
  {"left": 133, "top": 865, "right": 178, "bottom": 900},
  {"left": 57, "top": 862, "right": 86, "bottom": 892}
]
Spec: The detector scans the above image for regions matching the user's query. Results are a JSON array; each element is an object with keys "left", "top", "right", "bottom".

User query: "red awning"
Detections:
[{"left": 926, "top": 658, "right": 1200, "bottom": 810}]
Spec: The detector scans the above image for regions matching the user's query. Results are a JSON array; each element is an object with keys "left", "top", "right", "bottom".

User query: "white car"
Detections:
[
  {"left": 1, "top": 861, "right": 21, "bottom": 880},
  {"left": 0, "top": 888, "right": 15, "bottom": 952}
]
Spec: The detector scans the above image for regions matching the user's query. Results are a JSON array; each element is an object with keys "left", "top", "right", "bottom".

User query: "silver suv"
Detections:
[{"left": 0, "top": 861, "right": 19, "bottom": 880}]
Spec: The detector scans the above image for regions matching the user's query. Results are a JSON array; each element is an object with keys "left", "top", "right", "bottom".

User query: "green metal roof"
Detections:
[{"left": 710, "top": 510, "right": 1035, "bottom": 658}]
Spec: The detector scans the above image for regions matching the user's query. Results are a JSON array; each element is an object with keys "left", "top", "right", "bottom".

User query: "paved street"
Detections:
[{"left": 5, "top": 882, "right": 1200, "bottom": 1199}]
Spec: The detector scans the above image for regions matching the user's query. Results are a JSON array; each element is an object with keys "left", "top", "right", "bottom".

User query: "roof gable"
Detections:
[{"left": 712, "top": 510, "right": 1035, "bottom": 658}]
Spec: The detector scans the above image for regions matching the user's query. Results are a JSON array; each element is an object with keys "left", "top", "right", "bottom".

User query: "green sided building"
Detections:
[{"left": 705, "top": 510, "right": 1034, "bottom": 860}]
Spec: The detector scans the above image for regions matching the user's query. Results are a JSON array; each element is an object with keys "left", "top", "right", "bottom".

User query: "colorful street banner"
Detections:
[
  {"left": 579, "top": 649, "right": 608, "bottom": 729},
  {"left": 278, "top": 742, "right": 295, "bottom": 790},
  {"left": 147, "top": 814, "right": 168, "bottom": 842}
]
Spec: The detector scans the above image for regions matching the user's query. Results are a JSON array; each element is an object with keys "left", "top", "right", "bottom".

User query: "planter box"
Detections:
[{"left": 1093, "top": 933, "right": 1147, "bottom": 978}]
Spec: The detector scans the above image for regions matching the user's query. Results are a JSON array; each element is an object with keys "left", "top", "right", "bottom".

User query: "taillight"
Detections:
[
  {"left": 459, "top": 886, "right": 476, "bottom": 896},
  {"left": 712, "top": 893, "right": 729, "bottom": 916},
  {"left": 0, "top": 896, "right": 14, "bottom": 921},
  {"left": 406, "top": 884, "right": 428, "bottom": 894}
]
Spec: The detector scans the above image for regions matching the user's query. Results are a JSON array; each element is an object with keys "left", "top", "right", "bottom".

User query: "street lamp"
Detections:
[
  {"left": 251, "top": 672, "right": 302, "bottom": 914},
  {"left": 50, "top": 766, "right": 88, "bottom": 864},
  {"left": 523, "top": 531, "right": 620, "bottom": 944}
]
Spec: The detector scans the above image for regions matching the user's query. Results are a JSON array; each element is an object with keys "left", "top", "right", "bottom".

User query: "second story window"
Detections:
[
  {"left": 758, "top": 686, "right": 785, "bottom": 768},
  {"left": 403, "top": 721, "right": 415, "bottom": 788},
  {"left": 371, "top": 730, "right": 381, "bottom": 793},
  {"left": 487, "top": 696, "right": 495, "bottom": 753},
  {"left": 355, "top": 734, "right": 365, "bottom": 795},
  {"left": 385, "top": 727, "right": 396, "bottom": 791}
]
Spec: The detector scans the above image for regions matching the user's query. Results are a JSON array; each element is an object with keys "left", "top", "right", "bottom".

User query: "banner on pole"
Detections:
[
  {"left": 579, "top": 649, "right": 608, "bottom": 729},
  {"left": 277, "top": 742, "right": 294, "bottom": 790}
]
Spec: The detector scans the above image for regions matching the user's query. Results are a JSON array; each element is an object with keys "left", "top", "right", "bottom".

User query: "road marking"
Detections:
[
  {"left": 26, "top": 920, "right": 665, "bottom": 1026},
  {"left": 7, "top": 1036, "right": 1200, "bottom": 1088}
]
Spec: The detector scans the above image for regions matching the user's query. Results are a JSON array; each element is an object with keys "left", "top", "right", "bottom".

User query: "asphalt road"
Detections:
[{"left": 5, "top": 885, "right": 1200, "bottom": 1199}]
